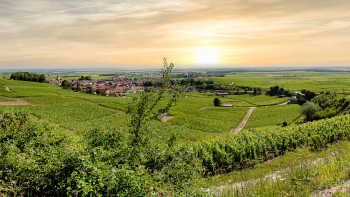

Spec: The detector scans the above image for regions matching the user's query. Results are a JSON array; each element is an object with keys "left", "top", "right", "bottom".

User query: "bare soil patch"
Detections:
[
  {"left": 162, "top": 116, "right": 174, "bottom": 122},
  {"left": 199, "top": 106, "right": 210, "bottom": 110},
  {"left": 3, "top": 86, "right": 10, "bottom": 91},
  {"left": 0, "top": 101, "right": 29, "bottom": 105}
]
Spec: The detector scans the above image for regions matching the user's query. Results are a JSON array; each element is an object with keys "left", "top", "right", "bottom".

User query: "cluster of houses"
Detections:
[{"left": 47, "top": 75, "right": 197, "bottom": 96}]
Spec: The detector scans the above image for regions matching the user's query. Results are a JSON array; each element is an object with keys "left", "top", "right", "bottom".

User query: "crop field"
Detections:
[
  {"left": 244, "top": 104, "right": 302, "bottom": 130},
  {"left": 24, "top": 102, "right": 116, "bottom": 130},
  {"left": 0, "top": 96, "right": 15, "bottom": 101},
  {"left": 226, "top": 94, "right": 289, "bottom": 105},
  {"left": 3, "top": 73, "right": 350, "bottom": 196},
  {"left": 25, "top": 95, "right": 80, "bottom": 105},
  {"left": 210, "top": 72, "right": 350, "bottom": 93},
  {"left": 169, "top": 103, "right": 248, "bottom": 133}
]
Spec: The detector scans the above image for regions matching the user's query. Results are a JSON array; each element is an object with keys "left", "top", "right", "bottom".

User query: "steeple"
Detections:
[{"left": 57, "top": 75, "right": 60, "bottom": 80}]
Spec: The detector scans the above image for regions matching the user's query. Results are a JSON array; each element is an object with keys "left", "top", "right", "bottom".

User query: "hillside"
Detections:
[{"left": 1, "top": 78, "right": 350, "bottom": 196}]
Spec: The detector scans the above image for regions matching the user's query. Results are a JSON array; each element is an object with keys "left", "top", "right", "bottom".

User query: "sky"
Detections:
[{"left": 0, "top": 0, "right": 350, "bottom": 69}]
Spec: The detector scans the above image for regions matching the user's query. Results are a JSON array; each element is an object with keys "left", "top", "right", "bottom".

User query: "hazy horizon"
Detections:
[{"left": 1, "top": 0, "right": 350, "bottom": 69}]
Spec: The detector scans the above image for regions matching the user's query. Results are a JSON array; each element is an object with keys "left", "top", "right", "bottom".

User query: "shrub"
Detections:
[{"left": 213, "top": 98, "right": 222, "bottom": 106}]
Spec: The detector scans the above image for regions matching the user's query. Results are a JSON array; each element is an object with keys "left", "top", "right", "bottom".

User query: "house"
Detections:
[
  {"left": 223, "top": 102, "right": 233, "bottom": 107},
  {"left": 126, "top": 89, "right": 136, "bottom": 94},
  {"left": 290, "top": 97, "right": 299, "bottom": 104},
  {"left": 215, "top": 92, "right": 229, "bottom": 96},
  {"left": 292, "top": 91, "right": 301, "bottom": 96}
]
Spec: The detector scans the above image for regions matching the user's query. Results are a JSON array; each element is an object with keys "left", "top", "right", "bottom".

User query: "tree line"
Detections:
[{"left": 10, "top": 72, "right": 46, "bottom": 83}]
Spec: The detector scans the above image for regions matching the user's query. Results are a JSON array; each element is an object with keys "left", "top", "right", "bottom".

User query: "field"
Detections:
[
  {"left": 244, "top": 105, "right": 302, "bottom": 130},
  {"left": 209, "top": 71, "right": 350, "bottom": 94},
  {"left": 1, "top": 73, "right": 350, "bottom": 196}
]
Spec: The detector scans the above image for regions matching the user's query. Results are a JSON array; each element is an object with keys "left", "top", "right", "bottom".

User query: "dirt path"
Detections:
[
  {"left": 199, "top": 106, "right": 210, "bottom": 110},
  {"left": 0, "top": 101, "right": 29, "bottom": 105},
  {"left": 162, "top": 116, "right": 174, "bottom": 122},
  {"left": 3, "top": 86, "right": 10, "bottom": 91},
  {"left": 278, "top": 101, "right": 289, "bottom": 105},
  {"left": 230, "top": 107, "right": 256, "bottom": 134}
]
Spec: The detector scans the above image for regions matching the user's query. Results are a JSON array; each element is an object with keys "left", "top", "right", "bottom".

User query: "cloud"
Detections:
[
  {"left": 23, "top": 3, "right": 104, "bottom": 18},
  {"left": 179, "top": 31, "right": 259, "bottom": 39},
  {"left": 1, "top": 0, "right": 350, "bottom": 68}
]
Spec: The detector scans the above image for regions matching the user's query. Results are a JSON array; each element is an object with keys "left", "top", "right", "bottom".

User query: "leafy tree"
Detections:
[
  {"left": 39, "top": 74, "right": 46, "bottom": 82},
  {"left": 301, "top": 102, "right": 321, "bottom": 120},
  {"left": 282, "top": 121, "right": 287, "bottom": 127},
  {"left": 61, "top": 80, "right": 71, "bottom": 89},
  {"left": 89, "top": 87, "right": 94, "bottom": 94},
  {"left": 76, "top": 84, "right": 81, "bottom": 92},
  {"left": 257, "top": 87, "right": 262, "bottom": 95},
  {"left": 143, "top": 81, "right": 154, "bottom": 86},
  {"left": 213, "top": 97, "right": 222, "bottom": 106},
  {"left": 296, "top": 93, "right": 306, "bottom": 105},
  {"left": 10, "top": 72, "right": 46, "bottom": 83},
  {"left": 127, "top": 58, "right": 185, "bottom": 146},
  {"left": 96, "top": 89, "right": 100, "bottom": 94}
]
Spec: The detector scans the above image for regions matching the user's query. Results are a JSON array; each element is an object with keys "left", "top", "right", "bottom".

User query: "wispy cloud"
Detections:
[
  {"left": 179, "top": 31, "right": 259, "bottom": 39},
  {"left": 23, "top": 3, "right": 103, "bottom": 18}
]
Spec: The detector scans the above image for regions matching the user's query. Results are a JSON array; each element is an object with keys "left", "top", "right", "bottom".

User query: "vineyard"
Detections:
[
  {"left": 244, "top": 104, "right": 302, "bottom": 129},
  {"left": 1, "top": 77, "right": 350, "bottom": 196},
  {"left": 210, "top": 72, "right": 350, "bottom": 94}
]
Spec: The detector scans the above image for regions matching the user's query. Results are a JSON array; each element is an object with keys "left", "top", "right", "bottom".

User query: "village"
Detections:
[{"left": 47, "top": 75, "right": 197, "bottom": 96}]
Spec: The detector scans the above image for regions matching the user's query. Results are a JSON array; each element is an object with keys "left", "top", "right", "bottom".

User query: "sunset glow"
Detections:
[
  {"left": 1, "top": 0, "right": 350, "bottom": 68},
  {"left": 194, "top": 49, "right": 218, "bottom": 66}
]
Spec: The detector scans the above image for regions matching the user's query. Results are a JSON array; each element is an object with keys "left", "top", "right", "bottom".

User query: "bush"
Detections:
[
  {"left": 301, "top": 102, "right": 321, "bottom": 120},
  {"left": 213, "top": 98, "right": 222, "bottom": 106}
]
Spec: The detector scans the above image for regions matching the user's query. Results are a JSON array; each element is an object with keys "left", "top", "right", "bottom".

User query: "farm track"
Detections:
[
  {"left": 199, "top": 106, "right": 210, "bottom": 110},
  {"left": 230, "top": 107, "right": 256, "bottom": 134},
  {"left": 0, "top": 101, "right": 29, "bottom": 105},
  {"left": 278, "top": 101, "right": 289, "bottom": 105}
]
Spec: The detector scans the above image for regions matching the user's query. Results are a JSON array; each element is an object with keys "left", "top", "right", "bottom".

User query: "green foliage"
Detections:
[
  {"left": 79, "top": 76, "right": 92, "bottom": 80},
  {"left": 10, "top": 72, "right": 46, "bottom": 82},
  {"left": 244, "top": 105, "right": 301, "bottom": 129},
  {"left": 0, "top": 96, "right": 15, "bottom": 102},
  {"left": 0, "top": 112, "right": 153, "bottom": 196},
  {"left": 296, "top": 93, "right": 307, "bottom": 105},
  {"left": 127, "top": 58, "right": 184, "bottom": 145},
  {"left": 213, "top": 97, "right": 221, "bottom": 106},
  {"left": 301, "top": 102, "right": 321, "bottom": 120},
  {"left": 168, "top": 104, "right": 247, "bottom": 133},
  {"left": 26, "top": 102, "right": 115, "bottom": 130},
  {"left": 61, "top": 80, "right": 71, "bottom": 89},
  {"left": 226, "top": 94, "right": 289, "bottom": 106},
  {"left": 306, "top": 95, "right": 350, "bottom": 121},
  {"left": 25, "top": 95, "right": 79, "bottom": 105}
]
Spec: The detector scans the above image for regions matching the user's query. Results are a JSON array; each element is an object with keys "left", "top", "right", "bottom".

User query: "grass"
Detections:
[{"left": 205, "top": 140, "right": 350, "bottom": 196}]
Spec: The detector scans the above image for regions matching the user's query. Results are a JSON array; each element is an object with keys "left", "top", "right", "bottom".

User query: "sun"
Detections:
[{"left": 194, "top": 49, "right": 218, "bottom": 66}]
